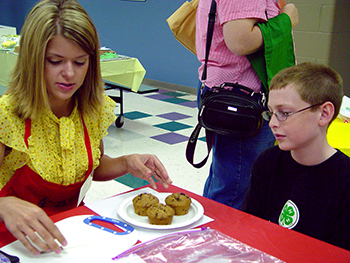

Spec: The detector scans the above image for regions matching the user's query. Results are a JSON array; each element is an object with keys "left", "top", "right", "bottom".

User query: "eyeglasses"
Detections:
[{"left": 262, "top": 103, "right": 322, "bottom": 122}]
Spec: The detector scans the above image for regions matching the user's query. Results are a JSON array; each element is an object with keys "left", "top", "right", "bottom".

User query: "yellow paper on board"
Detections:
[{"left": 328, "top": 118, "right": 350, "bottom": 157}]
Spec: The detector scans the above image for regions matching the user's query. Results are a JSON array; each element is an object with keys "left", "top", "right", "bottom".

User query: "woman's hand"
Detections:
[
  {"left": 94, "top": 143, "right": 172, "bottom": 189},
  {"left": 0, "top": 197, "right": 67, "bottom": 255},
  {"left": 281, "top": 3, "right": 299, "bottom": 27},
  {"left": 124, "top": 154, "right": 172, "bottom": 189}
]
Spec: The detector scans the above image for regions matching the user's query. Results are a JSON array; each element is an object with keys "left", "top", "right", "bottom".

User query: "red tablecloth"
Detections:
[{"left": 1, "top": 183, "right": 350, "bottom": 262}]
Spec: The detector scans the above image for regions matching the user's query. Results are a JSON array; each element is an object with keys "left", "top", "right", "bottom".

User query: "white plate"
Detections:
[{"left": 117, "top": 193, "right": 204, "bottom": 230}]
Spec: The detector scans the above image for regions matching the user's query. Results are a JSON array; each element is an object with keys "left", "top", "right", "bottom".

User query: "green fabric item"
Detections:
[
  {"left": 247, "top": 13, "right": 295, "bottom": 94},
  {"left": 100, "top": 52, "right": 118, "bottom": 60}
]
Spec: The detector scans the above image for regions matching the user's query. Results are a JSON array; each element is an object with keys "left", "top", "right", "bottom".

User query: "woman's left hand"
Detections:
[{"left": 124, "top": 154, "right": 172, "bottom": 189}]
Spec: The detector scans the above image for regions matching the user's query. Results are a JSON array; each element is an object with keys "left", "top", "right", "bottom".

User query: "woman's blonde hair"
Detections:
[{"left": 5, "top": 0, "right": 104, "bottom": 119}]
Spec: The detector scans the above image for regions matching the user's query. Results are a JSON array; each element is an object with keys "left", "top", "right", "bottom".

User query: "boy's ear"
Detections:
[{"left": 319, "top": 102, "right": 334, "bottom": 127}]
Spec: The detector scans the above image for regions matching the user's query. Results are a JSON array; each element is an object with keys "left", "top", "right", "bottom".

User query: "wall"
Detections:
[
  {"left": 0, "top": 0, "right": 200, "bottom": 90},
  {"left": 0, "top": 1, "right": 34, "bottom": 34},
  {"left": 290, "top": 0, "right": 350, "bottom": 95},
  {"left": 81, "top": 0, "right": 200, "bottom": 90},
  {"left": 1, "top": 0, "right": 349, "bottom": 95}
]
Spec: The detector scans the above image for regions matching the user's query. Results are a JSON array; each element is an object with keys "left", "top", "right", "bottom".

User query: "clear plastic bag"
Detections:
[{"left": 113, "top": 227, "right": 284, "bottom": 263}]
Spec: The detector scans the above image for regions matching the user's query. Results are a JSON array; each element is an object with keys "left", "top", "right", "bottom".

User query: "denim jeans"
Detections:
[
  {"left": 197, "top": 81, "right": 275, "bottom": 209},
  {"left": 203, "top": 120, "right": 275, "bottom": 209}
]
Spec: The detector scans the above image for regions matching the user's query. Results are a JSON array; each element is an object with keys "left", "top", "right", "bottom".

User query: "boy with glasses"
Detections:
[{"left": 241, "top": 62, "right": 350, "bottom": 251}]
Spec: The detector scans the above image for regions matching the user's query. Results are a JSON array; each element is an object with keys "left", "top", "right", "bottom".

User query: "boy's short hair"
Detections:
[{"left": 269, "top": 62, "right": 344, "bottom": 123}]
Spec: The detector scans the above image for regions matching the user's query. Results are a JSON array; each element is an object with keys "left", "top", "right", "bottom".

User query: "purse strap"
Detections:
[
  {"left": 186, "top": 0, "right": 217, "bottom": 168},
  {"left": 201, "top": 0, "right": 217, "bottom": 84},
  {"left": 186, "top": 123, "right": 215, "bottom": 168}
]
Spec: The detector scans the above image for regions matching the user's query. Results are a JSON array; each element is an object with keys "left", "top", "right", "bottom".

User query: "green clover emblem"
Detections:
[{"left": 279, "top": 203, "right": 295, "bottom": 226}]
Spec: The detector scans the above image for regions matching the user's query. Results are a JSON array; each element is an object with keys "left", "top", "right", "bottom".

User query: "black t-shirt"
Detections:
[{"left": 242, "top": 146, "right": 350, "bottom": 251}]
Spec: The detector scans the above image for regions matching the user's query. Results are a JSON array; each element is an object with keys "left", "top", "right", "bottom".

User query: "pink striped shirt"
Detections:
[{"left": 196, "top": 0, "right": 280, "bottom": 91}]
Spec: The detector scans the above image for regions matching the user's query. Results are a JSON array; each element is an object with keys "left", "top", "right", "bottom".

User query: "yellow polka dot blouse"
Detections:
[{"left": 0, "top": 94, "right": 116, "bottom": 189}]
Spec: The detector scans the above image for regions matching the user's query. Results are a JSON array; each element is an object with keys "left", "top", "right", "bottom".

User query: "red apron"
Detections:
[{"left": 0, "top": 117, "right": 93, "bottom": 216}]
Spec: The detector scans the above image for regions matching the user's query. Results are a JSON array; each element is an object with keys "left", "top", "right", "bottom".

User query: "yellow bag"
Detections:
[{"left": 166, "top": 0, "right": 199, "bottom": 55}]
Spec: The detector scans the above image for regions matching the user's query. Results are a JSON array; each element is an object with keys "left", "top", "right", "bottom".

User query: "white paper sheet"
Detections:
[
  {"left": 1, "top": 215, "right": 138, "bottom": 262},
  {"left": 85, "top": 188, "right": 214, "bottom": 243},
  {"left": 339, "top": 95, "right": 350, "bottom": 119}
]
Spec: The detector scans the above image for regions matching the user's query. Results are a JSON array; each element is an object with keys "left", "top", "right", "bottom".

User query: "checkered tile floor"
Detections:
[{"left": 85, "top": 85, "right": 211, "bottom": 203}]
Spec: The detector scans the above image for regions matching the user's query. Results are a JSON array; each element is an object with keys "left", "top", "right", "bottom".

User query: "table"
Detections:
[
  {"left": 100, "top": 56, "right": 146, "bottom": 93},
  {"left": 1, "top": 183, "right": 349, "bottom": 262},
  {"left": 0, "top": 51, "right": 17, "bottom": 87},
  {"left": 0, "top": 51, "right": 145, "bottom": 92}
]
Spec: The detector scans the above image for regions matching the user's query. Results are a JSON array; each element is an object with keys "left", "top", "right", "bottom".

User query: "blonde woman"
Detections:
[{"left": 0, "top": 0, "right": 171, "bottom": 255}]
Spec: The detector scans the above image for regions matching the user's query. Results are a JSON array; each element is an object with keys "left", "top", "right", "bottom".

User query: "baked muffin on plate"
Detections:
[
  {"left": 132, "top": 193, "right": 159, "bottom": 216},
  {"left": 146, "top": 203, "right": 175, "bottom": 225},
  {"left": 165, "top": 193, "right": 192, "bottom": 215}
]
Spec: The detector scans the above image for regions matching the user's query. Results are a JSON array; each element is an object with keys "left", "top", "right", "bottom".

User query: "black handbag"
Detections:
[
  {"left": 186, "top": 0, "right": 266, "bottom": 168},
  {"left": 199, "top": 82, "right": 265, "bottom": 137}
]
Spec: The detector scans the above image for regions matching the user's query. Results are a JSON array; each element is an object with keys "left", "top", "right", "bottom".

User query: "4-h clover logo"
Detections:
[{"left": 279, "top": 200, "right": 299, "bottom": 229}]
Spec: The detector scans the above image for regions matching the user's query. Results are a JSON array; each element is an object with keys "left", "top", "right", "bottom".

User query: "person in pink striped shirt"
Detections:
[{"left": 195, "top": 0, "right": 299, "bottom": 208}]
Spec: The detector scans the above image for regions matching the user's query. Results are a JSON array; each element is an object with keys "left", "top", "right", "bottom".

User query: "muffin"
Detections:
[
  {"left": 146, "top": 203, "right": 175, "bottom": 225},
  {"left": 165, "top": 193, "right": 192, "bottom": 215},
  {"left": 132, "top": 193, "right": 159, "bottom": 216}
]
